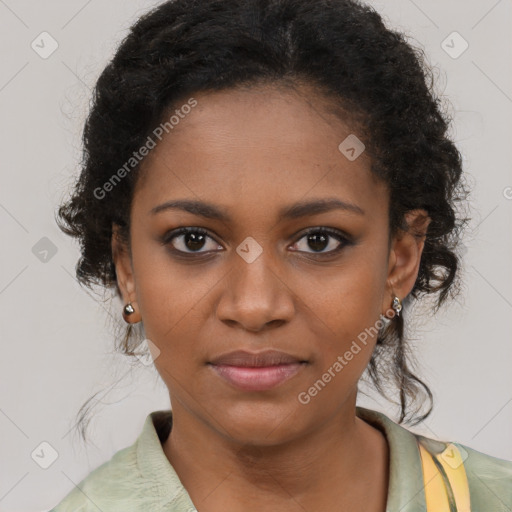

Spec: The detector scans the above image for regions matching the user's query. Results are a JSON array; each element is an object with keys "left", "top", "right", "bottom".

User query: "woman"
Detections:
[{"left": 50, "top": 0, "right": 512, "bottom": 510}]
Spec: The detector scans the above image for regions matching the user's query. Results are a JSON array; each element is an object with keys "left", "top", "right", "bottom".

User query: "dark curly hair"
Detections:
[{"left": 56, "top": 0, "right": 470, "bottom": 441}]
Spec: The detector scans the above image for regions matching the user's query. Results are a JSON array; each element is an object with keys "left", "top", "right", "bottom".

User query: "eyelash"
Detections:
[{"left": 161, "top": 226, "right": 352, "bottom": 258}]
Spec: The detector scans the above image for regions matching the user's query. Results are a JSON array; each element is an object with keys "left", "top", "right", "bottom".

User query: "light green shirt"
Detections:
[{"left": 50, "top": 407, "right": 512, "bottom": 511}]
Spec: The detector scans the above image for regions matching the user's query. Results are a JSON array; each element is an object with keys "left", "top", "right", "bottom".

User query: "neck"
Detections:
[{"left": 162, "top": 393, "right": 389, "bottom": 511}]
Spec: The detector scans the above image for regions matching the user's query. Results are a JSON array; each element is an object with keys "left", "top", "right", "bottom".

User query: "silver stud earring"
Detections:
[
  {"left": 391, "top": 296, "right": 402, "bottom": 317},
  {"left": 123, "top": 303, "right": 135, "bottom": 316}
]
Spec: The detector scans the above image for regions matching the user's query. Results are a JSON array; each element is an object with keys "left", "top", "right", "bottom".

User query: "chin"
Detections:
[{"left": 214, "top": 404, "right": 307, "bottom": 447}]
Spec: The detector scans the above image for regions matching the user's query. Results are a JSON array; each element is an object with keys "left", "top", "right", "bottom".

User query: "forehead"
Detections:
[{"left": 134, "top": 85, "right": 387, "bottom": 222}]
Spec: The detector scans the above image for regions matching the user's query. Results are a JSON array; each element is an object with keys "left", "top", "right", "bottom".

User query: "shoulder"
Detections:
[
  {"left": 418, "top": 434, "right": 512, "bottom": 510},
  {"left": 456, "top": 441, "right": 512, "bottom": 510},
  {"left": 49, "top": 443, "right": 142, "bottom": 511},
  {"left": 47, "top": 411, "right": 188, "bottom": 512},
  {"left": 357, "top": 407, "right": 512, "bottom": 510},
  {"left": 49, "top": 410, "right": 192, "bottom": 511}
]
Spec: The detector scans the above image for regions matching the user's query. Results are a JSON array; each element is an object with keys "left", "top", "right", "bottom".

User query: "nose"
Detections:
[{"left": 216, "top": 248, "right": 295, "bottom": 333}]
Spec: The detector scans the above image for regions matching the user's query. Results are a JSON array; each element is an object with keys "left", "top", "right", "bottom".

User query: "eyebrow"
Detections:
[{"left": 150, "top": 197, "right": 365, "bottom": 221}]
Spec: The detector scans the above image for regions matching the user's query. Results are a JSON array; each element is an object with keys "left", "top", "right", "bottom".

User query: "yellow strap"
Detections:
[{"left": 419, "top": 441, "right": 471, "bottom": 512}]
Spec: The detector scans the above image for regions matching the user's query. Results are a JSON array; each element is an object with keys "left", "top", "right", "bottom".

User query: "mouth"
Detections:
[{"left": 207, "top": 349, "right": 308, "bottom": 391}]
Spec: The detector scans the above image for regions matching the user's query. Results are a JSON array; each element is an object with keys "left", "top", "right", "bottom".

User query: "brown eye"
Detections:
[
  {"left": 291, "top": 228, "right": 351, "bottom": 255},
  {"left": 163, "top": 227, "right": 223, "bottom": 254}
]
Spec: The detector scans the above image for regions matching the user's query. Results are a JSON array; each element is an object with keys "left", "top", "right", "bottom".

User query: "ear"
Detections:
[
  {"left": 381, "top": 209, "right": 431, "bottom": 314},
  {"left": 112, "top": 223, "right": 142, "bottom": 323}
]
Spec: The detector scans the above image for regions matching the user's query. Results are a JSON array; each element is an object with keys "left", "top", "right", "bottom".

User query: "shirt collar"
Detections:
[
  {"left": 356, "top": 406, "right": 427, "bottom": 512},
  {"left": 136, "top": 409, "right": 197, "bottom": 509},
  {"left": 136, "top": 407, "right": 428, "bottom": 512}
]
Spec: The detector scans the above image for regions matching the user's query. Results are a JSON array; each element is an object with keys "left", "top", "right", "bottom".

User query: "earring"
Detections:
[
  {"left": 123, "top": 303, "right": 135, "bottom": 316},
  {"left": 391, "top": 296, "right": 402, "bottom": 317}
]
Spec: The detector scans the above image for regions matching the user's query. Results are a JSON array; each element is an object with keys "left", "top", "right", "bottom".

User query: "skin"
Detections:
[{"left": 112, "top": 83, "right": 430, "bottom": 512}]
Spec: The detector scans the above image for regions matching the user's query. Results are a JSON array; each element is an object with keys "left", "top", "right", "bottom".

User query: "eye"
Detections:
[
  {"left": 290, "top": 227, "right": 351, "bottom": 255},
  {"left": 162, "top": 227, "right": 223, "bottom": 254},
  {"left": 161, "top": 226, "right": 352, "bottom": 257}
]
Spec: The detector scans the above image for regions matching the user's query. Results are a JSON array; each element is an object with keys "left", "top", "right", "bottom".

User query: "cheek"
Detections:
[
  {"left": 128, "top": 231, "right": 212, "bottom": 347},
  {"left": 297, "top": 251, "right": 388, "bottom": 380},
  {"left": 307, "top": 255, "right": 385, "bottom": 335},
  {"left": 294, "top": 278, "right": 384, "bottom": 411}
]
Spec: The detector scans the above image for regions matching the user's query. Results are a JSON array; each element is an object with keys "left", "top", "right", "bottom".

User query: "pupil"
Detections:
[
  {"left": 185, "top": 232, "right": 205, "bottom": 251},
  {"left": 308, "top": 233, "right": 328, "bottom": 252}
]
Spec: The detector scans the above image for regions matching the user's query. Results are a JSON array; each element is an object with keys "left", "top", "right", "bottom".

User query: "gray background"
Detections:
[{"left": 0, "top": 0, "right": 511, "bottom": 510}]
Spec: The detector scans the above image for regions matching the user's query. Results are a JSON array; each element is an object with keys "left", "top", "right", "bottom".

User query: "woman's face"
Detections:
[{"left": 113, "top": 84, "right": 427, "bottom": 445}]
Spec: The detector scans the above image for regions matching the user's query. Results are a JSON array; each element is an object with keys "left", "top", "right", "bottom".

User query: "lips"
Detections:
[
  {"left": 208, "top": 349, "right": 307, "bottom": 367},
  {"left": 208, "top": 349, "right": 308, "bottom": 391}
]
